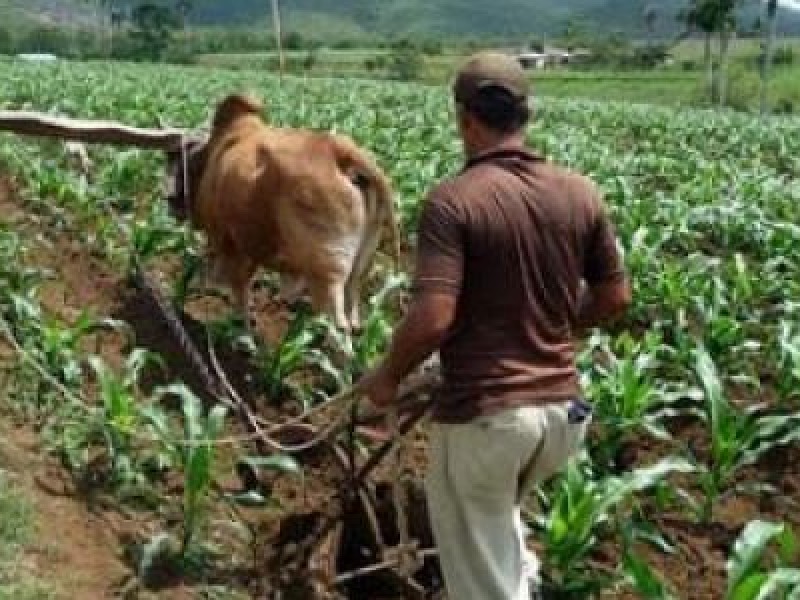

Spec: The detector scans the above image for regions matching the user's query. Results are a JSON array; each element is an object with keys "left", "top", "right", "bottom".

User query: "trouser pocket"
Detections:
[
  {"left": 567, "top": 397, "right": 593, "bottom": 425},
  {"left": 518, "top": 399, "right": 591, "bottom": 492}
]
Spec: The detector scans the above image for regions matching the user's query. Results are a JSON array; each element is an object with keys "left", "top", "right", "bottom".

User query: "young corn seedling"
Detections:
[
  {"left": 776, "top": 321, "right": 800, "bottom": 406},
  {"left": 531, "top": 456, "right": 696, "bottom": 597},
  {"left": 92, "top": 349, "right": 159, "bottom": 482},
  {"left": 40, "top": 311, "right": 127, "bottom": 388},
  {"left": 726, "top": 520, "right": 800, "bottom": 599},
  {"left": 695, "top": 299, "right": 762, "bottom": 381},
  {"left": 583, "top": 331, "right": 674, "bottom": 473},
  {"left": 0, "top": 225, "right": 43, "bottom": 300},
  {"left": 126, "top": 207, "right": 191, "bottom": 273},
  {"left": 177, "top": 388, "right": 228, "bottom": 557},
  {"left": 620, "top": 524, "right": 679, "bottom": 600},
  {"left": 54, "top": 349, "right": 160, "bottom": 486},
  {"left": 136, "top": 384, "right": 231, "bottom": 572},
  {"left": 691, "top": 347, "right": 800, "bottom": 523},
  {"left": 249, "top": 305, "right": 335, "bottom": 407}
]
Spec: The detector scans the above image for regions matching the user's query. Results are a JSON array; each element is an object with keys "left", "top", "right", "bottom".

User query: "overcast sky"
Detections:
[{"left": 777, "top": 0, "right": 800, "bottom": 11}]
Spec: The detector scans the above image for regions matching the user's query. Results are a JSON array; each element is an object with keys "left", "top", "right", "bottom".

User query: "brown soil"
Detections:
[
  {"left": 0, "top": 422, "right": 128, "bottom": 599},
  {"left": 2, "top": 175, "right": 800, "bottom": 600}
]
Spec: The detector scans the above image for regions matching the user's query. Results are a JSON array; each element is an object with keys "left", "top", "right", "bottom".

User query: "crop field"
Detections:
[{"left": 0, "top": 60, "right": 800, "bottom": 599}]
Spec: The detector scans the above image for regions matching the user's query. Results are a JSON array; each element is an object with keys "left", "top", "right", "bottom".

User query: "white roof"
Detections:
[{"left": 16, "top": 53, "right": 59, "bottom": 62}]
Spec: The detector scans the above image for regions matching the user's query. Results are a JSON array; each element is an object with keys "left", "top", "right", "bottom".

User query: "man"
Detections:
[{"left": 356, "top": 51, "right": 631, "bottom": 600}]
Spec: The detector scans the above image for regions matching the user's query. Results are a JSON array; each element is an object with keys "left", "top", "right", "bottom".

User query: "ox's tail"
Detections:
[
  {"left": 335, "top": 138, "right": 402, "bottom": 267},
  {"left": 369, "top": 165, "right": 402, "bottom": 267}
]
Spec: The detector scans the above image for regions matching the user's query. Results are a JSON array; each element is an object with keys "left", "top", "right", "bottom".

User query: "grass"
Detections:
[
  {"left": 671, "top": 36, "right": 800, "bottom": 63},
  {"left": 526, "top": 69, "right": 700, "bottom": 106},
  {"left": 0, "top": 472, "right": 57, "bottom": 600},
  {"left": 195, "top": 45, "right": 800, "bottom": 112}
]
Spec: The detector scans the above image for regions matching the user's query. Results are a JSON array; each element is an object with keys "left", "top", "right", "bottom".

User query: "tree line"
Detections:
[{"left": 0, "top": 1, "right": 794, "bottom": 114}]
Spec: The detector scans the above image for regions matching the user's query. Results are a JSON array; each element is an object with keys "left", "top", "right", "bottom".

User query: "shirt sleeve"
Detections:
[
  {"left": 583, "top": 185, "right": 626, "bottom": 285},
  {"left": 411, "top": 186, "right": 464, "bottom": 296}
]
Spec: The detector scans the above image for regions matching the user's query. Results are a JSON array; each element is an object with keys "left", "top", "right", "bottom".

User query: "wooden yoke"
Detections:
[{"left": 0, "top": 110, "right": 192, "bottom": 151}]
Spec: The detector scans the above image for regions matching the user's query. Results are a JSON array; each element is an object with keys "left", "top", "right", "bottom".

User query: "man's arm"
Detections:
[
  {"left": 578, "top": 184, "right": 631, "bottom": 335},
  {"left": 378, "top": 291, "right": 457, "bottom": 384},
  {"left": 356, "top": 186, "right": 463, "bottom": 407}
]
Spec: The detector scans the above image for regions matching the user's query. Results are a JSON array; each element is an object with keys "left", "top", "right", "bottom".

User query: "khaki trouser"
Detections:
[{"left": 425, "top": 400, "right": 591, "bottom": 600}]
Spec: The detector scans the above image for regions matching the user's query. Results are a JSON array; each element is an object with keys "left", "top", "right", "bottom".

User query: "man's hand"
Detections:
[
  {"left": 355, "top": 291, "right": 456, "bottom": 411},
  {"left": 355, "top": 363, "right": 401, "bottom": 410},
  {"left": 576, "top": 277, "right": 631, "bottom": 335}
]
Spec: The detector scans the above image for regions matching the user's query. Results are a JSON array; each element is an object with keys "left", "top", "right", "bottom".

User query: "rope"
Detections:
[
  {"left": 0, "top": 311, "right": 363, "bottom": 450},
  {"left": 133, "top": 262, "right": 365, "bottom": 454},
  {"left": 179, "top": 134, "right": 195, "bottom": 224}
]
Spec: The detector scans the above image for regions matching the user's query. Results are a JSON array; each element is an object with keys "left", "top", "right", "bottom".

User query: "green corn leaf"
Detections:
[
  {"left": 778, "top": 527, "right": 798, "bottom": 565},
  {"left": 186, "top": 444, "right": 212, "bottom": 500},
  {"left": 727, "top": 521, "right": 786, "bottom": 597},
  {"left": 207, "top": 404, "right": 228, "bottom": 441},
  {"left": 755, "top": 569, "right": 800, "bottom": 600},
  {"left": 239, "top": 454, "right": 302, "bottom": 475},
  {"left": 730, "top": 574, "right": 770, "bottom": 600},
  {"left": 180, "top": 388, "right": 204, "bottom": 445},
  {"left": 622, "top": 548, "right": 677, "bottom": 600}
]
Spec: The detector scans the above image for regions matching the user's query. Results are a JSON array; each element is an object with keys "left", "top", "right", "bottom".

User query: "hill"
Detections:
[{"left": 5, "top": 0, "right": 800, "bottom": 38}]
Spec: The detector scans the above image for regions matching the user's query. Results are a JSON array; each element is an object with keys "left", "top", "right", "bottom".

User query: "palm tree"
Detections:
[
  {"left": 760, "top": 0, "right": 779, "bottom": 114},
  {"left": 643, "top": 4, "right": 659, "bottom": 40},
  {"left": 715, "top": 0, "right": 738, "bottom": 107},
  {"left": 176, "top": 0, "right": 193, "bottom": 54},
  {"left": 681, "top": 0, "right": 719, "bottom": 102},
  {"left": 271, "top": 0, "right": 285, "bottom": 78},
  {"left": 680, "top": 0, "right": 740, "bottom": 106}
]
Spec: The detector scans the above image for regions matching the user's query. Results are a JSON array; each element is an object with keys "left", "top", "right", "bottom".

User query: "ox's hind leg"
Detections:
[
  {"left": 344, "top": 228, "right": 382, "bottom": 333},
  {"left": 309, "top": 278, "right": 349, "bottom": 332},
  {"left": 279, "top": 274, "right": 309, "bottom": 306},
  {"left": 212, "top": 252, "right": 257, "bottom": 330}
]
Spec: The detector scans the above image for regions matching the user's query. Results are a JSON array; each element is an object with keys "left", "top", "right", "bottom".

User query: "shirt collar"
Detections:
[{"left": 463, "top": 142, "right": 543, "bottom": 172}]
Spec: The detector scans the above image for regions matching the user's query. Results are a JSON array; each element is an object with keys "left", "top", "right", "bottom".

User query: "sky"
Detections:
[{"left": 778, "top": 0, "right": 800, "bottom": 11}]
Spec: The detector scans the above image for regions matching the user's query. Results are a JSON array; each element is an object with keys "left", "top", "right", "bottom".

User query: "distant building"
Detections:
[
  {"left": 15, "top": 54, "right": 59, "bottom": 62},
  {"left": 515, "top": 47, "right": 592, "bottom": 69}
]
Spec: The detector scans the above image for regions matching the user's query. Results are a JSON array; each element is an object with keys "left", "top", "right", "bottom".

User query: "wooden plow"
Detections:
[
  {"left": 0, "top": 109, "right": 443, "bottom": 598},
  {"left": 135, "top": 259, "right": 442, "bottom": 599}
]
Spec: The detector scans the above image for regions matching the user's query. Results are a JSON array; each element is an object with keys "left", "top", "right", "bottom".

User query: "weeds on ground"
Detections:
[{"left": 0, "top": 472, "right": 57, "bottom": 599}]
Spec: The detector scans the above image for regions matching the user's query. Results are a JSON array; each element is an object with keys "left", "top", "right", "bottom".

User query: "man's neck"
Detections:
[{"left": 466, "top": 132, "right": 526, "bottom": 161}]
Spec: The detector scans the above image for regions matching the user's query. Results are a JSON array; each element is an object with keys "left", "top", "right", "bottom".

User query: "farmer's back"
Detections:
[{"left": 414, "top": 146, "right": 623, "bottom": 423}]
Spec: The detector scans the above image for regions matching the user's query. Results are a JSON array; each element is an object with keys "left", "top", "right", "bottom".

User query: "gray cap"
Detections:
[{"left": 453, "top": 51, "right": 530, "bottom": 104}]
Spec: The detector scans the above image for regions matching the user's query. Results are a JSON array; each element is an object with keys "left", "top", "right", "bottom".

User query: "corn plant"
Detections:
[
  {"left": 776, "top": 322, "right": 800, "bottom": 406},
  {"left": 54, "top": 349, "right": 161, "bottom": 485},
  {"left": 530, "top": 457, "right": 696, "bottom": 596},
  {"left": 620, "top": 532, "right": 678, "bottom": 600},
  {"left": 127, "top": 211, "right": 191, "bottom": 272},
  {"left": 583, "top": 331, "right": 676, "bottom": 473},
  {"left": 249, "top": 305, "right": 333, "bottom": 406},
  {"left": 0, "top": 225, "right": 43, "bottom": 300},
  {"left": 169, "top": 385, "right": 229, "bottom": 556},
  {"left": 137, "top": 384, "right": 230, "bottom": 565},
  {"left": 691, "top": 347, "right": 800, "bottom": 523},
  {"left": 726, "top": 520, "right": 800, "bottom": 599},
  {"left": 92, "top": 350, "right": 157, "bottom": 479}
]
